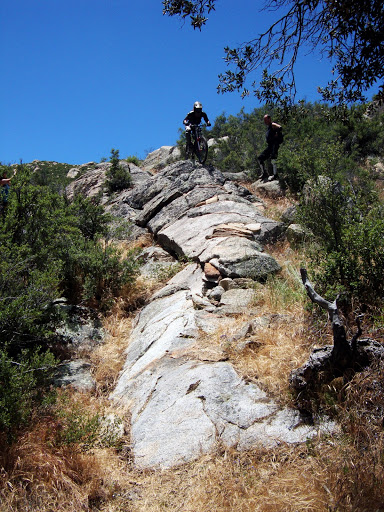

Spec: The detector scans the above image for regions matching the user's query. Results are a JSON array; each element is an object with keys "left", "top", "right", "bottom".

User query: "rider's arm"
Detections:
[
  {"left": 183, "top": 111, "right": 194, "bottom": 125},
  {"left": 202, "top": 112, "right": 211, "bottom": 125}
]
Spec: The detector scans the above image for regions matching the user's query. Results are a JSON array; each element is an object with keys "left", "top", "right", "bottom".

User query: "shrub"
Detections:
[
  {"left": 105, "top": 148, "right": 132, "bottom": 194},
  {"left": 0, "top": 346, "right": 57, "bottom": 439},
  {"left": 298, "top": 174, "right": 384, "bottom": 305},
  {"left": 0, "top": 164, "right": 139, "bottom": 345},
  {"left": 125, "top": 155, "right": 141, "bottom": 166},
  {"left": 69, "top": 193, "right": 110, "bottom": 241},
  {"left": 54, "top": 392, "right": 123, "bottom": 450}
]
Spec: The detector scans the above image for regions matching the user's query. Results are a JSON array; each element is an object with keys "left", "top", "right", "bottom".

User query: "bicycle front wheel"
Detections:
[{"left": 196, "top": 137, "right": 208, "bottom": 164}]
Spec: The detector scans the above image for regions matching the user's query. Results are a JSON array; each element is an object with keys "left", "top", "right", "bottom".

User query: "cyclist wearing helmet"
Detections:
[{"left": 183, "top": 101, "right": 211, "bottom": 152}]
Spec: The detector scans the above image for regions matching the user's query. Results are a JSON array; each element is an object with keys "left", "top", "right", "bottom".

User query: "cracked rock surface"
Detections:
[
  {"left": 111, "top": 265, "right": 335, "bottom": 469},
  {"left": 110, "top": 161, "right": 336, "bottom": 469}
]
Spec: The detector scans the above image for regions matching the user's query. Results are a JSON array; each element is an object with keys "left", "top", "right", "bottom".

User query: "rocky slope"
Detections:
[{"left": 66, "top": 156, "right": 336, "bottom": 469}]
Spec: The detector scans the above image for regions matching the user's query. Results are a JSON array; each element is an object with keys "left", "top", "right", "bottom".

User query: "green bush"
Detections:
[
  {"left": 0, "top": 346, "right": 57, "bottom": 438},
  {"left": 70, "top": 193, "right": 110, "bottom": 241},
  {"left": 105, "top": 148, "right": 132, "bottom": 194},
  {"left": 277, "top": 138, "right": 357, "bottom": 193},
  {"left": 0, "top": 163, "right": 141, "bottom": 442},
  {"left": 203, "top": 102, "right": 384, "bottom": 188},
  {"left": 298, "top": 174, "right": 384, "bottom": 305},
  {"left": 0, "top": 164, "right": 139, "bottom": 345},
  {"left": 126, "top": 155, "right": 141, "bottom": 166},
  {"left": 54, "top": 393, "right": 123, "bottom": 450}
]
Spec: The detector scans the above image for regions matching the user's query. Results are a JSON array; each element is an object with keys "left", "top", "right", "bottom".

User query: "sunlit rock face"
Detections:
[{"left": 109, "top": 160, "right": 335, "bottom": 469}]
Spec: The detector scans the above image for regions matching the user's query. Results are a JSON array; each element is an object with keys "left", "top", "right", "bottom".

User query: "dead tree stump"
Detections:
[{"left": 290, "top": 269, "right": 384, "bottom": 405}]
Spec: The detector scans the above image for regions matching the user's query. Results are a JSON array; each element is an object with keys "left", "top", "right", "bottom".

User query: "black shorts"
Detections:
[{"left": 258, "top": 143, "right": 279, "bottom": 162}]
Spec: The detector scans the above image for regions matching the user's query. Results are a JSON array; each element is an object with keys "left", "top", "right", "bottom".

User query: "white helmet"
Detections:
[{"left": 194, "top": 101, "right": 202, "bottom": 111}]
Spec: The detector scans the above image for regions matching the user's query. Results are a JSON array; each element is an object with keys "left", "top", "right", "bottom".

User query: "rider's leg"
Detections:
[{"left": 185, "top": 126, "right": 193, "bottom": 154}]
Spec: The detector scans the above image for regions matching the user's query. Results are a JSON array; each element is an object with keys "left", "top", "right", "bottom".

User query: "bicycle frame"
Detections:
[
  {"left": 186, "top": 124, "right": 208, "bottom": 164},
  {"left": 190, "top": 124, "right": 204, "bottom": 150}
]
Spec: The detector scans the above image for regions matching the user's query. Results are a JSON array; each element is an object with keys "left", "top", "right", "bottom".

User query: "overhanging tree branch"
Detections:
[{"left": 163, "top": 0, "right": 384, "bottom": 104}]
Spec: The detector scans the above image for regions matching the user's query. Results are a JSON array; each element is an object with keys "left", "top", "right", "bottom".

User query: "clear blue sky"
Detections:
[{"left": 1, "top": 0, "right": 341, "bottom": 165}]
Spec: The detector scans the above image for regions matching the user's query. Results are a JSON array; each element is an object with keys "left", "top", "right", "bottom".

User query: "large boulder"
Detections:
[
  {"left": 127, "top": 161, "right": 282, "bottom": 282},
  {"left": 65, "top": 162, "right": 109, "bottom": 201},
  {"left": 111, "top": 263, "right": 335, "bottom": 469},
  {"left": 141, "top": 145, "right": 181, "bottom": 172},
  {"left": 65, "top": 161, "right": 152, "bottom": 205},
  {"left": 106, "top": 159, "right": 338, "bottom": 470}
]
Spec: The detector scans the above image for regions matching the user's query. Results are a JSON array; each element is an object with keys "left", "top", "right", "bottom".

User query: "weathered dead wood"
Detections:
[
  {"left": 300, "top": 268, "right": 353, "bottom": 368},
  {"left": 290, "top": 269, "right": 384, "bottom": 412}
]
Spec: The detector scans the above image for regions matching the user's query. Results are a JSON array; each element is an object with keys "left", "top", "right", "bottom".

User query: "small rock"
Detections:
[
  {"left": 54, "top": 360, "right": 96, "bottom": 392},
  {"left": 232, "top": 278, "right": 255, "bottom": 289},
  {"left": 204, "top": 262, "right": 221, "bottom": 280},
  {"left": 207, "top": 285, "right": 225, "bottom": 301},
  {"left": 253, "top": 179, "right": 284, "bottom": 198},
  {"left": 281, "top": 205, "right": 297, "bottom": 225},
  {"left": 191, "top": 294, "right": 213, "bottom": 309},
  {"left": 245, "top": 222, "right": 261, "bottom": 233},
  {"left": 67, "top": 168, "right": 80, "bottom": 179},
  {"left": 219, "top": 278, "right": 233, "bottom": 291},
  {"left": 216, "top": 288, "right": 256, "bottom": 314},
  {"left": 286, "top": 223, "right": 312, "bottom": 247}
]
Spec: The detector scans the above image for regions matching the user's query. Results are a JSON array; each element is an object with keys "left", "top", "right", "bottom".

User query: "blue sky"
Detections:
[{"left": 2, "top": 0, "right": 342, "bottom": 165}]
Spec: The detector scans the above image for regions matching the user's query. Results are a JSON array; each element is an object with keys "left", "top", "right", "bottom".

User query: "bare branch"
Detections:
[
  {"left": 300, "top": 268, "right": 352, "bottom": 365},
  {"left": 164, "top": 0, "right": 384, "bottom": 104},
  {"left": 300, "top": 268, "right": 336, "bottom": 316}
]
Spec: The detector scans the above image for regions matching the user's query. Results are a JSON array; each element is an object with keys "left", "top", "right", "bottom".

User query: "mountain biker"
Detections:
[
  {"left": 258, "top": 114, "right": 283, "bottom": 181},
  {"left": 183, "top": 101, "right": 211, "bottom": 153}
]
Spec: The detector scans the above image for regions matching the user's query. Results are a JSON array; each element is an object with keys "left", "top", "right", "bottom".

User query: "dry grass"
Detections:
[
  {"left": 2, "top": 414, "right": 383, "bottom": 512},
  {"left": 2, "top": 228, "right": 384, "bottom": 511},
  {"left": 93, "top": 444, "right": 333, "bottom": 512},
  {"left": 0, "top": 422, "right": 105, "bottom": 511},
  {"left": 225, "top": 318, "right": 309, "bottom": 401},
  {"left": 91, "top": 313, "right": 133, "bottom": 395},
  {"left": 262, "top": 195, "right": 297, "bottom": 222},
  {"left": 2, "top": 413, "right": 382, "bottom": 512},
  {"left": 216, "top": 243, "right": 319, "bottom": 401},
  {"left": 0, "top": 389, "right": 131, "bottom": 511}
]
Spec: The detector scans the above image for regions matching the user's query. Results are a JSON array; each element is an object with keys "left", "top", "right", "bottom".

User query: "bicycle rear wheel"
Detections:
[{"left": 196, "top": 137, "right": 208, "bottom": 164}]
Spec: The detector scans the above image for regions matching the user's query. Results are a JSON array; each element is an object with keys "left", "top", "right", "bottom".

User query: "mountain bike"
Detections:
[{"left": 186, "top": 124, "right": 208, "bottom": 164}]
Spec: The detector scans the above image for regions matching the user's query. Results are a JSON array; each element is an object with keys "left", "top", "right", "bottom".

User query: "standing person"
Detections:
[
  {"left": 0, "top": 170, "right": 13, "bottom": 213},
  {"left": 183, "top": 101, "right": 211, "bottom": 153},
  {"left": 258, "top": 114, "right": 283, "bottom": 181}
]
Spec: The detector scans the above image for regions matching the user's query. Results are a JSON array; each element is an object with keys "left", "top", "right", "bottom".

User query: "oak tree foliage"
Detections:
[{"left": 163, "top": 0, "right": 384, "bottom": 104}]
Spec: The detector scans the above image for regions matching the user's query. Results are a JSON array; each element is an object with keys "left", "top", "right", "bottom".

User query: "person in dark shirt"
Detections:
[
  {"left": 183, "top": 101, "right": 211, "bottom": 152},
  {"left": 258, "top": 114, "right": 283, "bottom": 181},
  {"left": 0, "top": 170, "right": 14, "bottom": 213}
]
